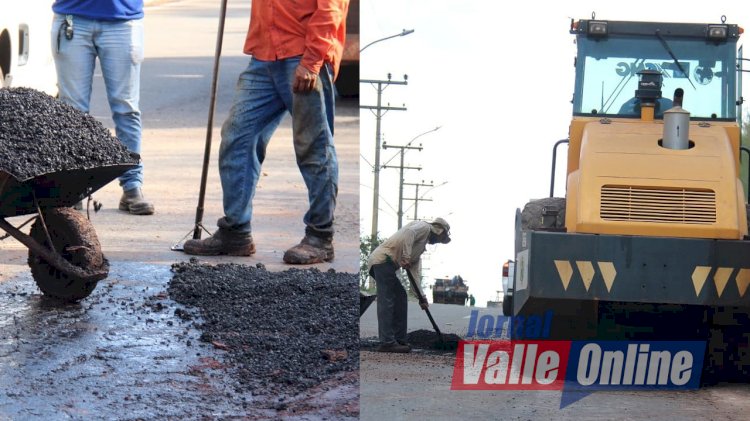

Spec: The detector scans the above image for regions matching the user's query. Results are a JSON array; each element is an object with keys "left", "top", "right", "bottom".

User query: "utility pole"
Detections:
[
  {"left": 404, "top": 180, "right": 434, "bottom": 220},
  {"left": 382, "top": 142, "right": 422, "bottom": 229},
  {"left": 360, "top": 74, "right": 407, "bottom": 247},
  {"left": 381, "top": 126, "right": 440, "bottom": 229}
]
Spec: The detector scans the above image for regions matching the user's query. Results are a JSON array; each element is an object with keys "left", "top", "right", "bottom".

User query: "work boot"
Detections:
[
  {"left": 119, "top": 187, "right": 155, "bottom": 215},
  {"left": 376, "top": 342, "right": 411, "bottom": 353},
  {"left": 397, "top": 340, "right": 412, "bottom": 351},
  {"left": 183, "top": 229, "right": 256, "bottom": 256},
  {"left": 283, "top": 234, "right": 334, "bottom": 264}
]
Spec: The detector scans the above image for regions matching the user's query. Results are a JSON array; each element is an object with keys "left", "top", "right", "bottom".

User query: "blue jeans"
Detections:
[
  {"left": 51, "top": 14, "right": 145, "bottom": 191},
  {"left": 218, "top": 57, "right": 338, "bottom": 237}
]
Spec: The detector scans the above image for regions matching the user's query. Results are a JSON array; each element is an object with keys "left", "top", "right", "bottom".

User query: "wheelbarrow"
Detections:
[{"left": 0, "top": 162, "right": 136, "bottom": 301}]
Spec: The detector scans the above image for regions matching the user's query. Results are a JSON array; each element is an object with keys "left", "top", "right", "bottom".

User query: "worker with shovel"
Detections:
[
  {"left": 368, "top": 218, "right": 451, "bottom": 353},
  {"left": 184, "top": 0, "right": 349, "bottom": 264}
]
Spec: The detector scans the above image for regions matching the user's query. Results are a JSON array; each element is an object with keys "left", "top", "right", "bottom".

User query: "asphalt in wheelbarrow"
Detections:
[{"left": 0, "top": 87, "right": 137, "bottom": 181}]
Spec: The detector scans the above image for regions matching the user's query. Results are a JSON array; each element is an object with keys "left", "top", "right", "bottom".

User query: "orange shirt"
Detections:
[{"left": 244, "top": 0, "right": 349, "bottom": 78}]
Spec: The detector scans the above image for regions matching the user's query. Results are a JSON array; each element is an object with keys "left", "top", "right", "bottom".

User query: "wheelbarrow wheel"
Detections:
[{"left": 27, "top": 207, "right": 108, "bottom": 301}]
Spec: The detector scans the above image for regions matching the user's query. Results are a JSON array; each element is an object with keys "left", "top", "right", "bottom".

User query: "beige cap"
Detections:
[{"left": 431, "top": 217, "right": 451, "bottom": 235}]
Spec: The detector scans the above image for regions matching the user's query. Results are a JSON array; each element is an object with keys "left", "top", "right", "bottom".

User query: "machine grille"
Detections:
[{"left": 600, "top": 185, "right": 716, "bottom": 224}]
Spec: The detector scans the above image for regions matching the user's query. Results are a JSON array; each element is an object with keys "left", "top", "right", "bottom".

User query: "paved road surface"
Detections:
[
  {"left": 360, "top": 302, "right": 750, "bottom": 421},
  {"left": 0, "top": 0, "right": 359, "bottom": 275}
]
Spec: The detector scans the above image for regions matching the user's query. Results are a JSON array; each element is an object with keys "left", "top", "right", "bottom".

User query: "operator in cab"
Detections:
[{"left": 618, "top": 69, "right": 674, "bottom": 117}]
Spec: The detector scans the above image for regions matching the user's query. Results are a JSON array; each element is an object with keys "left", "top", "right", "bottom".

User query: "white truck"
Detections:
[{"left": 0, "top": 1, "right": 58, "bottom": 95}]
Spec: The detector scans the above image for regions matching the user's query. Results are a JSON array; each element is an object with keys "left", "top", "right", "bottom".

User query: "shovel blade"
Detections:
[{"left": 360, "top": 292, "right": 377, "bottom": 317}]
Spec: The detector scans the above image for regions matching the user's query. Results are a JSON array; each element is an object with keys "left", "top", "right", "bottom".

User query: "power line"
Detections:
[
  {"left": 360, "top": 154, "right": 374, "bottom": 170},
  {"left": 359, "top": 183, "right": 400, "bottom": 215}
]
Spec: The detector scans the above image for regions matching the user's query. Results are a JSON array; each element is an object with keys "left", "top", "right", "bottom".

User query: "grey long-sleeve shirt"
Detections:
[{"left": 367, "top": 220, "right": 431, "bottom": 287}]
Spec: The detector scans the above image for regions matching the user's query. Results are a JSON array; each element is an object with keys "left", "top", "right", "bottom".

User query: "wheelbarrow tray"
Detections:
[
  {"left": 0, "top": 163, "right": 137, "bottom": 217},
  {"left": 0, "top": 163, "right": 134, "bottom": 300}
]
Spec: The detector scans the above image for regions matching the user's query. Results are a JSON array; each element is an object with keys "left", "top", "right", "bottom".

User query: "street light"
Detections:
[
  {"left": 382, "top": 126, "right": 441, "bottom": 167},
  {"left": 407, "top": 125, "right": 440, "bottom": 146},
  {"left": 360, "top": 29, "right": 415, "bottom": 52}
]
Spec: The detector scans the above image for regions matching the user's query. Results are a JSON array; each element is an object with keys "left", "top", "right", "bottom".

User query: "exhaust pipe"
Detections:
[{"left": 662, "top": 88, "right": 690, "bottom": 150}]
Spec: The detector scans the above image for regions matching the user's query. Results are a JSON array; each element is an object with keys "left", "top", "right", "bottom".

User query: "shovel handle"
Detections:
[
  {"left": 193, "top": 0, "right": 229, "bottom": 240},
  {"left": 405, "top": 269, "right": 444, "bottom": 339}
]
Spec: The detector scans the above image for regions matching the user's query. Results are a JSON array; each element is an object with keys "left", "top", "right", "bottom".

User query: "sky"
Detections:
[{"left": 359, "top": 0, "right": 750, "bottom": 306}]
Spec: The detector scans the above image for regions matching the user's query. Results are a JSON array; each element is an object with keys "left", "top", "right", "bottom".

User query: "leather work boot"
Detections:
[
  {"left": 119, "top": 188, "right": 155, "bottom": 215},
  {"left": 377, "top": 342, "right": 411, "bottom": 353},
  {"left": 183, "top": 229, "right": 256, "bottom": 256},
  {"left": 283, "top": 235, "right": 334, "bottom": 264},
  {"left": 397, "top": 340, "right": 412, "bottom": 350}
]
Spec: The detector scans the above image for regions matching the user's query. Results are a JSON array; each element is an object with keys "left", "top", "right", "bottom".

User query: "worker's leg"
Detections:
[
  {"left": 96, "top": 18, "right": 145, "bottom": 192},
  {"left": 51, "top": 14, "right": 97, "bottom": 115},
  {"left": 218, "top": 58, "right": 286, "bottom": 233},
  {"left": 288, "top": 61, "right": 338, "bottom": 239},
  {"left": 372, "top": 261, "right": 403, "bottom": 345},
  {"left": 393, "top": 274, "right": 408, "bottom": 344},
  {"left": 183, "top": 58, "right": 285, "bottom": 256},
  {"left": 272, "top": 58, "right": 338, "bottom": 264}
]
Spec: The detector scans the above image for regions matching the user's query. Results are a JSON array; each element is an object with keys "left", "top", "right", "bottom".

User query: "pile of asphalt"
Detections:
[
  {"left": 359, "top": 329, "right": 462, "bottom": 353},
  {"left": 406, "top": 329, "right": 461, "bottom": 351},
  {"left": 0, "top": 87, "right": 137, "bottom": 180},
  {"left": 168, "top": 260, "right": 359, "bottom": 396}
]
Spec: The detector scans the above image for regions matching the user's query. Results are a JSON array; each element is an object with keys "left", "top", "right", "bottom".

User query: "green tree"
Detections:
[{"left": 360, "top": 234, "right": 383, "bottom": 291}]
